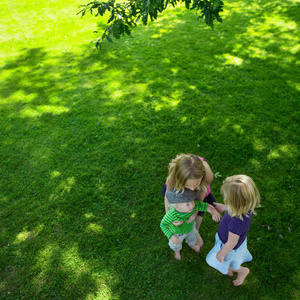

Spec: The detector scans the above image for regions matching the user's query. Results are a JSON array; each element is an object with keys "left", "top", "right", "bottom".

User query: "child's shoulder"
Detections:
[
  {"left": 195, "top": 200, "right": 208, "bottom": 210},
  {"left": 166, "top": 206, "right": 180, "bottom": 215}
]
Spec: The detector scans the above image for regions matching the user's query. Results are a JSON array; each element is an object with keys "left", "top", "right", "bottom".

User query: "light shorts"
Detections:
[
  {"left": 206, "top": 233, "right": 253, "bottom": 274},
  {"left": 169, "top": 221, "right": 199, "bottom": 252}
]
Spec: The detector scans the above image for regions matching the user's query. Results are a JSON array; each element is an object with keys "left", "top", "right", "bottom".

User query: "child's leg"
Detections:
[
  {"left": 190, "top": 243, "right": 200, "bottom": 253},
  {"left": 174, "top": 251, "right": 181, "bottom": 260},
  {"left": 229, "top": 266, "right": 250, "bottom": 286},
  {"left": 227, "top": 266, "right": 234, "bottom": 277},
  {"left": 195, "top": 215, "right": 203, "bottom": 231},
  {"left": 190, "top": 234, "right": 202, "bottom": 253},
  {"left": 195, "top": 215, "right": 204, "bottom": 247},
  {"left": 169, "top": 235, "right": 184, "bottom": 260},
  {"left": 187, "top": 225, "right": 201, "bottom": 253}
]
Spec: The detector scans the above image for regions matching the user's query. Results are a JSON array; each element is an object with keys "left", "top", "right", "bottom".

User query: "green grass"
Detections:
[{"left": 0, "top": 0, "right": 299, "bottom": 299}]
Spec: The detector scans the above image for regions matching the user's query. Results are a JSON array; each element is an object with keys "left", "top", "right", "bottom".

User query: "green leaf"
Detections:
[
  {"left": 106, "top": 34, "right": 113, "bottom": 43},
  {"left": 213, "top": 0, "right": 220, "bottom": 10},
  {"left": 95, "top": 39, "right": 102, "bottom": 49}
]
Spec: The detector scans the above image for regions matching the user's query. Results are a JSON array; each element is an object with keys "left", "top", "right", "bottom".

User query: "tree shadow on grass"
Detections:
[{"left": 0, "top": 0, "right": 299, "bottom": 299}]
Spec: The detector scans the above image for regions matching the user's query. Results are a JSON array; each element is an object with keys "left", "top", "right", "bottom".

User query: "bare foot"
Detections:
[
  {"left": 227, "top": 270, "right": 234, "bottom": 277},
  {"left": 233, "top": 267, "right": 250, "bottom": 286},
  {"left": 197, "top": 234, "right": 204, "bottom": 248},
  {"left": 174, "top": 251, "right": 181, "bottom": 260},
  {"left": 190, "top": 244, "right": 200, "bottom": 253}
]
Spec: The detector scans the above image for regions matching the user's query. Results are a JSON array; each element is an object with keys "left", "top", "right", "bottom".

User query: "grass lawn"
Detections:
[{"left": 0, "top": 0, "right": 299, "bottom": 299}]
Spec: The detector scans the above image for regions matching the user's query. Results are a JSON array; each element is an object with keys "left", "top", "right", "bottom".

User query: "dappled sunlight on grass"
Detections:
[
  {"left": 155, "top": 98, "right": 180, "bottom": 111},
  {"left": 13, "top": 230, "right": 37, "bottom": 244},
  {"left": 287, "top": 80, "right": 300, "bottom": 92},
  {"left": 247, "top": 46, "right": 268, "bottom": 59},
  {"left": 242, "top": 16, "right": 298, "bottom": 59},
  {"left": 84, "top": 212, "right": 95, "bottom": 219},
  {"left": 20, "top": 105, "right": 69, "bottom": 118},
  {"left": 218, "top": 118, "right": 231, "bottom": 132},
  {"left": 111, "top": 90, "right": 123, "bottom": 100},
  {"left": 249, "top": 158, "right": 261, "bottom": 168},
  {"left": 0, "top": 90, "right": 37, "bottom": 104},
  {"left": 36, "top": 244, "right": 59, "bottom": 268},
  {"left": 86, "top": 223, "right": 104, "bottom": 234},
  {"left": 0, "top": 0, "right": 299, "bottom": 298},
  {"left": 49, "top": 177, "right": 76, "bottom": 201},
  {"left": 253, "top": 138, "right": 266, "bottom": 152},
  {"left": 267, "top": 144, "right": 297, "bottom": 159},
  {"left": 153, "top": 89, "right": 182, "bottom": 111},
  {"left": 232, "top": 124, "right": 244, "bottom": 134},
  {"left": 0, "top": 196, "right": 8, "bottom": 205},
  {"left": 217, "top": 54, "right": 244, "bottom": 65},
  {"left": 151, "top": 28, "right": 173, "bottom": 38},
  {"left": 124, "top": 159, "right": 134, "bottom": 167},
  {"left": 180, "top": 116, "right": 187, "bottom": 123},
  {"left": 216, "top": 0, "right": 299, "bottom": 66},
  {"left": 50, "top": 171, "right": 61, "bottom": 179},
  {"left": 96, "top": 180, "right": 106, "bottom": 191},
  {"left": 132, "top": 83, "right": 148, "bottom": 95},
  {"left": 171, "top": 67, "right": 178, "bottom": 75}
]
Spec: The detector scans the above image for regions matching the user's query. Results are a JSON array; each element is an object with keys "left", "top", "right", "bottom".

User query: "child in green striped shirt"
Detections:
[{"left": 160, "top": 188, "right": 221, "bottom": 260}]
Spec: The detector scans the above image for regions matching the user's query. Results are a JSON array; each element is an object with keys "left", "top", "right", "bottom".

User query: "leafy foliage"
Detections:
[{"left": 78, "top": 0, "right": 224, "bottom": 48}]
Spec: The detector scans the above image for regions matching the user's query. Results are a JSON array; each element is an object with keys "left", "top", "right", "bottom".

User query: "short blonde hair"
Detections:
[
  {"left": 221, "top": 175, "right": 260, "bottom": 219},
  {"left": 166, "top": 154, "right": 206, "bottom": 192},
  {"left": 169, "top": 203, "right": 179, "bottom": 209}
]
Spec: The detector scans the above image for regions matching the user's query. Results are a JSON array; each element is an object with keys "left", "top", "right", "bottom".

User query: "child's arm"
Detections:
[
  {"left": 216, "top": 232, "right": 239, "bottom": 262},
  {"left": 207, "top": 204, "right": 222, "bottom": 222},
  {"left": 186, "top": 200, "right": 208, "bottom": 223},
  {"left": 202, "top": 160, "right": 214, "bottom": 184},
  {"left": 164, "top": 194, "right": 170, "bottom": 214},
  {"left": 214, "top": 203, "right": 228, "bottom": 214},
  {"left": 160, "top": 213, "right": 180, "bottom": 244}
]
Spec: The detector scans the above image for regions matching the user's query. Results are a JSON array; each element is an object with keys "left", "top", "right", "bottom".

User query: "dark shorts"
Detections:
[{"left": 161, "top": 184, "right": 216, "bottom": 217}]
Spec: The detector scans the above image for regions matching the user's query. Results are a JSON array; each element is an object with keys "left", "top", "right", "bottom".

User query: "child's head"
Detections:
[
  {"left": 221, "top": 175, "right": 260, "bottom": 219},
  {"left": 167, "top": 154, "right": 206, "bottom": 192},
  {"left": 166, "top": 188, "right": 197, "bottom": 213}
]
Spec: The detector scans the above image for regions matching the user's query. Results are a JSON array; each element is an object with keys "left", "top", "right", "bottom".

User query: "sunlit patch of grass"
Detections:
[
  {"left": 1, "top": 91, "right": 37, "bottom": 104},
  {"left": 13, "top": 231, "right": 36, "bottom": 244},
  {"left": 20, "top": 105, "right": 69, "bottom": 118},
  {"left": 267, "top": 144, "right": 297, "bottom": 160},
  {"left": 86, "top": 223, "right": 104, "bottom": 234},
  {"left": 232, "top": 124, "right": 244, "bottom": 134},
  {"left": 217, "top": 54, "right": 244, "bottom": 65},
  {"left": 50, "top": 171, "right": 61, "bottom": 179}
]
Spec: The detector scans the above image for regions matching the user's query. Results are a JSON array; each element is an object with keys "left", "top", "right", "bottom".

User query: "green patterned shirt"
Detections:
[{"left": 160, "top": 201, "right": 208, "bottom": 239}]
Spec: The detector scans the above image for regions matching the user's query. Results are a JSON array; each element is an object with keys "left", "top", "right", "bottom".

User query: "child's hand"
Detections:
[
  {"left": 216, "top": 251, "right": 225, "bottom": 263},
  {"left": 212, "top": 212, "right": 221, "bottom": 222},
  {"left": 207, "top": 204, "right": 221, "bottom": 222},
  {"left": 172, "top": 221, "right": 183, "bottom": 226},
  {"left": 170, "top": 234, "right": 180, "bottom": 244}
]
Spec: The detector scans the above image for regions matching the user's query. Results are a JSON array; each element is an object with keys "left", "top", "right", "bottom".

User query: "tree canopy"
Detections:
[{"left": 78, "top": 0, "right": 224, "bottom": 48}]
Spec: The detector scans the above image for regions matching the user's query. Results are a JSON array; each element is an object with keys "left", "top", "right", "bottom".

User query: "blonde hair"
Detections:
[
  {"left": 221, "top": 175, "right": 260, "bottom": 219},
  {"left": 166, "top": 154, "right": 206, "bottom": 192},
  {"left": 169, "top": 203, "right": 180, "bottom": 209}
]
